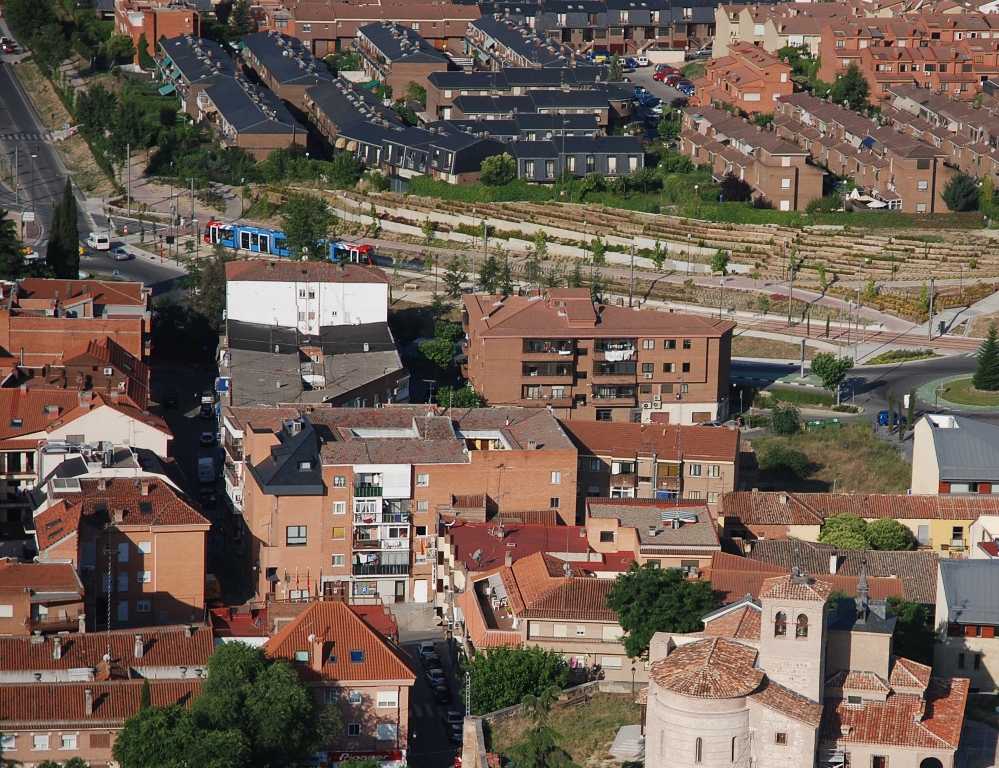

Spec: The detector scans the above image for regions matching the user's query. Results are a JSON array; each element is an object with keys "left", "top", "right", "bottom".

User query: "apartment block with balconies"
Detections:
[{"left": 463, "top": 289, "right": 734, "bottom": 424}]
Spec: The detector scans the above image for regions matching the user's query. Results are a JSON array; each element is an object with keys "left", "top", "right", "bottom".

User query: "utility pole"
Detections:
[
  {"left": 12, "top": 147, "right": 17, "bottom": 205},
  {"left": 126, "top": 143, "right": 130, "bottom": 216},
  {"left": 29, "top": 153, "right": 36, "bottom": 214},
  {"left": 481, "top": 218, "right": 487, "bottom": 292},
  {"left": 628, "top": 244, "right": 635, "bottom": 307},
  {"left": 190, "top": 177, "right": 195, "bottom": 228},
  {"left": 928, "top": 276, "right": 935, "bottom": 343},
  {"left": 786, "top": 253, "right": 795, "bottom": 328}
]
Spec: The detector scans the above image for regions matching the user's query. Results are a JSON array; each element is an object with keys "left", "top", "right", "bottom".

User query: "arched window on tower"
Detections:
[
  {"left": 796, "top": 613, "right": 809, "bottom": 638},
  {"left": 731, "top": 736, "right": 737, "bottom": 762},
  {"left": 774, "top": 611, "right": 787, "bottom": 636},
  {"left": 695, "top": 738, "right": 703, "bottom": 764}
]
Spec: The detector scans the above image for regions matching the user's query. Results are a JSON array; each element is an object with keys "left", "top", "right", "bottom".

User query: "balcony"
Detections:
[
  {"left": 611, "top": 473, "right": 637, "bottom": 487},
  {"left": 353, "top": 563, "right": 411, "bottom": 576},
  {"left": 354, "top": 485, "right": 383, "bottom": 497},
  {"left": 30, "top": 614, "right": 82, "bottom": 630},
  {"left": 353, "top": 539, "right": 383, "bottom": 550},
  {"left": 354, "top": 512, "right": 410, "bottom": 525},
  {"left": 523, "top": 340, "right": 574, "bottom": 356}
]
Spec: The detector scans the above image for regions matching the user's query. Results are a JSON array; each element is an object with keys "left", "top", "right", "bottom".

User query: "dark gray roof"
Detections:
[
  {"left": 159, "top": 35, "right": 238, "bottom": 84},
  {"left": 923, "top": 415, "right": 999, "bottom": 483},
  {"left": 540, "top": 0, "right": 607, "bottom": 12},
  {"left": 247, "top": 422, "right": 325, "bottom": 495},
  {"left": 827, "top": 596, "right": 897, "bottom": 634},
  {"left": 434, "top": 119, "right": 521, "bottom": 139},
  {"left": 939, "top": 559, "right": 999, "bottom": 625},
  {"left": 559, "top": 134, "right": 643, "bottom": 153},
  {"left": 306, "top": 80, "right": 402, "bottom": 127},
  {"left": 240, "top": 31, "right": 334, "bottom": 87},
  {"left": 428, "top": 71, "right": 510, "bottom": 90},
  {"left": 503, "top": 66, "right": 607, "bottom": 87},
  {"left": 605, "top": 0, "right": 668, "bottom": 8},
  {"left": 515, "top": 112, "right": 600, "bottom": 131},
  {"left": 202, "top": 79, "right": 298, "bottom": 134},
  {"left": 471, "top": 16, "right": 587, "bottom": 67},
  {"left": 510, "top": 140, "right": 560, "bottom": 159},
  {"left": 358, "top": 21, "right": 448, "bottom": 64},
  {"left": 528, "top": 88, "right": 609, "bottom": 109}
]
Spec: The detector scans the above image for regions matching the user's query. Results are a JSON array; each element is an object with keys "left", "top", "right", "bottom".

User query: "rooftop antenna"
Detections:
[{"left": 472, "top": 548, "right": 484, "bottom": 565}]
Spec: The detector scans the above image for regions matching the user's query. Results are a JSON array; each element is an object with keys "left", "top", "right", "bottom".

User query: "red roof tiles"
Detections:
[
  {"left": 702, "top": 604, "right": 762, "bottom": 641},
  {"left": 446, "top": 523, "right": 589, "bottom": 572},
  {"left": 758, "top": 574, "right": 832, "bottom": 602},
  {"left": 748, "top": 677, "right": 823, "bottom": 726},
  {"left": 0, "top": 560, "right": 82, "bottom": 593},
  {"left": 225, "top": 260, "right": 389, "bottom": 285},
  {"left": 723, "top": 491, "right": 999, "bottom": 523},
  {"left": 650, "top": 637, "right": 763, "bottom": 698},
  {"left": 562, "top": 420, "right": 740, "bottom": 463}
]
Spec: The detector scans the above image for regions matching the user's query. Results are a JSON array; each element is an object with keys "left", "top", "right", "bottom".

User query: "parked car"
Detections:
[
  {"left": 651, "top": 104, "right": 664, "bottom": 116},
  {"left": 200, "top": 490, "right": 218, "bottom": 509},
  {"left": 199, "top": 432, "right": 217, "bottom": 446},
  {"left": 697, "top": 420, "right": 725, "bottom": 427},
  {"left": 877, "top": 410, "right": 907, "bottom": 427},
  {"left": 199, "top": 404, "right": 214, "bottom": 420},
  {"left": 625, "top": 57, "right": 639, "bottom": 68},
  {"left": 432, "top": 685, "right": 452, "bottom": 704},
  {"left": 426, "top": 668, "right": 446, "bottom": 686},
  {"left": 633, "top": 85, "right": 646, "bottom": 97},
  {"left": 163, "top": 391, "right": 179, "bottom": 408},
  {"left": 424, "top": 654, "right": 444, "bottom": 671},
  {"left": 640, "top": 95, "right": 661, "bottom": 107},
  {"left": 656, "top": 63, "right": 678, "bottom": 73},
  {"left": 418, "top": 641, "right": 437, "bottom": 660},
  {"left": 653, "top": 70, "right": 668, "bottom": 82},
  {"left": 448, "top": 724, "right": 464, "bottom": 744},
  {"left": 445, "top": 711, "right": 464, "bottom": 727},
  {"left": 636, "top": 55, "right": 650, "bottom": 66},
  {"left": 666, "top": 74, "right": 682, "bottom": 86},
  {"left": 696, "top": 45, "right": 713, "bottom": 56}
]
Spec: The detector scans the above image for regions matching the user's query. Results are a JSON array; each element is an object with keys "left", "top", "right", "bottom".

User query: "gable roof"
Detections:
[
  {"left": 264, "top": 601, "right": 416, "bottom": 683},
  {"left": 722, "top": 491, "right": 999, "bottom": 523},
  {"left": 701, "top": 601, "right": 762, "bottom": 641},
  {"left": 562, "top": 420, "right": 739, "bottom": 463},
  {"left": 921, "top": 415, "right": 999, "bottom": 482},
  {"left": 748, "top": 677, "right": 823, "bottom": 726},
  {"left": 0, "top": 560, "right": 82, "bottom": 594},
  {"left": 938, "top": 558, "right": 999, "bottom": 624}
]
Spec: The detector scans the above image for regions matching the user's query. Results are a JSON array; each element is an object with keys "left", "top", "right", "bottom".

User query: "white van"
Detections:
[
  {"left": 636, "top": 55, "right": 650, "bottom": 67},
  {"left": 86, "top": 232, "right": 110, "bottom": 251}
]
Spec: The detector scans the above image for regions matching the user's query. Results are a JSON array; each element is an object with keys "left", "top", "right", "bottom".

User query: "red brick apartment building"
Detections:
[
  {"left": 462, "top": 289, "right": 734, "bottom": 426},
  {"left": 0, "top": 561, "right": 84, "bottom": 636},
  {"left": 115, "top": 0, "right": 198, "bottom": 58},
  {"left": 222, "top": 405, "right": 577, "bottom": 608},
  {"left": 264, "top": 601, "right": 415, "bottom": 756},
  {"left": 693, "top": 41, "right": 793, "bottom": 115},
  {"left": 33, "top": 476, "right": 210, "bottom": 629}
]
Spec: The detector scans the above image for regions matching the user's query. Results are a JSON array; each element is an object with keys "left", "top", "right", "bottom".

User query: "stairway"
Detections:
[{"left": 609, "top": 724, "right": 646, "bottom": 760}]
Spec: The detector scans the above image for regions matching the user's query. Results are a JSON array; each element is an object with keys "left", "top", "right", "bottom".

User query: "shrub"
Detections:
[
  {"left": 766, "top": 387, "right": 836, "bottom": 406},
  {"left": 758, "top": 444, "right": 811, "bottom": 478}
]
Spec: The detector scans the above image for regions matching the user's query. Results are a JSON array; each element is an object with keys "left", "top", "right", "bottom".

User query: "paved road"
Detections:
[{"left": 400, "top": 636, "right": 461, "bottom": 768}]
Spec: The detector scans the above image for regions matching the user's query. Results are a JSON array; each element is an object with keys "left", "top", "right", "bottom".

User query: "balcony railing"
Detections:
[
  {"left": 354, "top": 485, "right": 383, "bottom": 497},
  {"left": 354, "top": 512, "right": 410, "bottom": 525},
  {"left": 352, "top": 564, "right": 411, "bottom": 576},
  {"left": 354, "top": 538, "right": 409, "bottom": 550}
]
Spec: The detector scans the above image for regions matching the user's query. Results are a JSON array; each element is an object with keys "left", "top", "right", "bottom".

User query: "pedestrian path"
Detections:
[{"left": 0, "top": 132, "right": 52, "bottom": 141}]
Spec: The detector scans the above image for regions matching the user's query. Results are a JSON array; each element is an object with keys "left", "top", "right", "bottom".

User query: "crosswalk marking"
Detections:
[{"left": 0, "top": 132, "right": 52, "bottom": 141}]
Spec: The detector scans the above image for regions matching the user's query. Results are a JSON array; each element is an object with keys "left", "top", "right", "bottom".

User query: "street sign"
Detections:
[{"left": 113, "top": 270, "right": 120, "bottom": 278}]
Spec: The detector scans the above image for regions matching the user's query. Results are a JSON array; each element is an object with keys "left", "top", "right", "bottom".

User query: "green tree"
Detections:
[
  {"left": 0, "top": 214, "right": 26, "bottom": 280},
  {"left": 569, "top": 262, "right": 583, "bottom": 288},
  {"left": 443, "top": 255, "right": 468, "bottom": 299},
  {"left": 907, "top": 386, "right": 916, "bottom": 431},
  {"left": 942, "top": 173, "right": 980, "bottom": 212},
  {"left": 886, "top": 596, "right": 937, "bottom": 665},
  {"left": 864, "top": 274, "right": 878, "bottom": 302},
  {"left": 606, "top": 563, "right": 719, "bottom": 658},
  {"left": 711, "top": 249, "right": 729, "bottom": 275},
  {"left": 918, "top": 282, "right": 929, "bottom": 315},
  {"left": 188, "top": 244, "right": 235, "bottom": 333},
  {"left": 657, "top": 119, "right": 680, "bottom": 141},
  {"left": 480, "top": 254, "right": 501, "bottom": 294},
  {"left": 406, "top": 80, "right": 427, "bottom": 106},
  {"left": 46, "top": 178, "right": 80, "bottom": 280},
  {"left": 756, "top": 294, "right": 771, "bottom": 316},
  {"left": 429, "top": 292, "right": 452, "bottom": 320},
  {"left": 981, "top": 174, "right": 996, "bottom": 209},
  {"left": 420, "top": 337, "right": 455, "bottom": 371},
  {"left": 818, "top": 513, "right": 869, "bottom": 550},
  {"left": 465, "top": 646, "right": 569, "bottom": 715},
  {"left": 480, "top": 153, "right": 516, "bottom": 186},
  {"left": 608, "top": 55, "right": 623, "bottom": 82},
  {"left": 228, "top": 0, "right": 256, "bottom": 37},
  {"left": 65, "top": 759, "right": 91, "bottom": 768},
  {"left": 508, "top": 687, "right": 579, "bottom": 768},
  {"left": 720, "top": 172, "right": 752, "bottom": 203},
  {"left": 651, "top": 240, "right": 665, "bottom": 271},
  {"left": 422, "top": 217, "right": 435, "bottom": 245},
  {"left": 140, "top": 678, "right": 152, "bottom": 710},
  {"left": 533, "top": 230, "right": 549, "bottom": 259},
  {"left": 136, "top": 33, "right": 156, "bottom": 68},
  {"left": 817, "top": 262, "right": 827, "bottom": 291},
  {"left": 769, "top": 402, "right": 800, "bottom": 436},
  {"left": 106, "top": 33, "right": 136, "bottom": 61},
  {"left": 974, "top": 323, "right": 999, "bottom": 391},
  {"left": 499, "top": 257, "right": 514, "bottom": 295},
  {"left": 758, "top": 444, "right": 810, "bottom": 479},
  {"left": 828, "top": 64, "right": 870, "bottom": 111},
  {"left": 810, "top": 353, "right": 854, "bottom": 404},
  {"left": 281, "top": 194, "right": 337, "bottom": 258},
  {"left": 866, "top": 518, "right": 913, "bottom": 551},
  {"left": 436, "top": 383, "right": 482, "bottom": 408},
  {"left": 590, "top": 238, "right": 606, "bottom": 266}
]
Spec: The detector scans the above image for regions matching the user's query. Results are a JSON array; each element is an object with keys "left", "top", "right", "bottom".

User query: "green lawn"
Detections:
[
  {"left": 487, "top": 693, "right": 642, "bottom": 765},
  {"left": 938, "top": 377, "right": 999, "bottom": 406},
  {"left": 863, "top": 349, "right": 941, "bottom": 365}
]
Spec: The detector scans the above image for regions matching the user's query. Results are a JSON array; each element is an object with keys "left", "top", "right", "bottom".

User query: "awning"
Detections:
[
  {"left": 335, "top": 137, "right": 347, "bottom": 149},
  {"left": 158, "top": 83, "right": 176, "bottom": 95},
  {"left": 346, "top": 140, "right": 358, "bottom": 151}
]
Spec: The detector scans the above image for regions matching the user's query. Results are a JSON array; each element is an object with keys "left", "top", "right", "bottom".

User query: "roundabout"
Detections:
[{"left": 918, "top": 375, "right": 999, "bottom": 410}]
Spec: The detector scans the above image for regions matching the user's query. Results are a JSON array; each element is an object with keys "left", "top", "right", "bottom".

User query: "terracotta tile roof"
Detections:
[
  {"left": 518, "top": 577, "right": 617, "bottom": 622},
  {"left": 825, "top": 670, "right": 892, "bottom": 693},
  {"left": 263, "top": 601, "right": 416, "bottom": 683},
  {"left": 61, "top": 337, "right": 151, "bottom": 409},
  {"left": 748, "top": 677, "right": 823, "bottom": 726},
  {"left": 0, "top": 560, "right": 82, "bottom": 593},
  {"left": 457, "top": 587, "right": 523, "bottom": 649},
  {"left": 447, "top": 522, "right": 588, "bottom": 572},
  {"left": 34, "top": 500, "right": 81, "bottom": 551},
  {"left": 16, "top": 279, "right": 147, "bottom": 307},
  {"left": 723, "top": 491, "right": 999, "bottom": 522},
  {"left": 635, "top": 686, "right": 648, "bottom": 704},
  {"left": 889, "top": 656, "right": 932, "bottom": 691},
  {"left": 649, "top": 637, "right": 763, "bottom": 699},
  {"left": 465, "top": 293, "right": 735, "bottom": 339},
  {"left": 702, "top": 604, "right": 761, "bottom": 641},
  {"left": 711, "top": 566, "right": 904, "bottom": 605},
  {"left": 822, "top": 678, "right": 969, "bottom": 750},
  {"left": 561, "top": 421, "right": 740, "bottom": 463},
  {"left": 587, "top": 501, "right": 720, "bottom": 549},
  {"left": 0, "top": 624, "right": 213, "bottom": 671},
  {"left": 758, "top": 573, "right": 831, "bottom": 602},
  {"left": 224, "top": 406, "right": 303, "bottom": 434},
  {"left": 225, "top": 260, "right": 390, "bottom": 285},
  {"left": 0, "top": 680, "right": 200, "bottom": 726},
  {"left": 510, "top": 552, "right": 586, "bottom": 607},
  {"left": 743, "top": 540, "right": 938, "bottom": 605}
]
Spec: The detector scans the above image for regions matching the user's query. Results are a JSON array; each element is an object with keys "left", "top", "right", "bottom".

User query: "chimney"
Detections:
[
  {"left": 311, "top": 634, "right": 326, "bottom": 673},
  {"left": 504, "top": 551, "right": 513, "bottom": 566},
  {"left": 184, "top": 625, "right": 194, "bottom": 638},
  {"left": 179, "top": 666, "right": 188, "bottom": 678},
  {"left": 134, "top": 634, "right": 144, "bottom": 658},
  {"left": 113, "top": 510, "right": 124, "bottom": 524},
  {"left": 85, "top": 688, "right": 94, "bottom": 716},
  {"left": 78, "top": 613, "right": 86, "bottom": 633},
  {"left": 97, "top": 478, "right": 107, "bottom": 491},
  {"left": 496, "top": 523, "right": 506, "bottom": 539},
  {"left": 52, "top": 635, "right": 62, "bottom": 660},
  {"left": 829, "top": 553, "right": 839, "bottom": 574},
  {"left": 779, "top": 493, "right": 788, "bottom": 504},
  {"left": 527, "top": 439, "right": 537, "bottom": 450},
  {"left": 140, "top": 480, "right": 150, "bottom": 497}
]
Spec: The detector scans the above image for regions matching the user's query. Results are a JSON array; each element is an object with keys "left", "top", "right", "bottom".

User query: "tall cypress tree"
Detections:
[
  {"left": 974, "top": 323, "right": 999, "bottom": 392},
  {"left": 46, "top": 179, "right": 79, "bottom": 279}
]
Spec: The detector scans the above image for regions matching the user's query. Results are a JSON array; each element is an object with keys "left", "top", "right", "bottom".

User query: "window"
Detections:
[
  {"left": 588, "top": 458, "right": 602, "bottom": 471},
  {"left": 872, "top": 757, "right": 888, "bottom": 768},
  {"left": 958, "top": 652, "right": 966, "bottom": 669},
  {"left": 600, "top": 531, "right": 614, "bottom": 543},
  {"left": 663, "top": 340, "right": 677, "bottom": 350},
  {"left": 331, "top": 527, "right": 346, "bottom": 540},
  {"left": 688, "top": 491, "right": 700, "bottom": 500},
  {"left": 60, "top": 735, "right": 77, "bottom": 750},
  {"left": 324, "top": 689, "right": 338, "bottom": 705},
  {"left": 695, "top": 737, "right": 703, "bottom": 763},
  {"left": 333, "top": 501, "right": 346, "bottom": 515},
  {"left": 567, "top": 156, "right": 576, "bottom": 172},
  {"left": 137, "top": 600, "right": 151, "bottom": 613},
  {"left": 377, "top": 724, "right": 398, "bottom": 741},
  {"left": 332, "top": 554, "right": 346, "bottom": 566},
  {"left": 781, "top": 178, "right": 791, "bottom": 189},
  {"left": 689, "top": 464, "right": 702, "bottom": 476},
  {"left": 550, "top": 497, "right": 560, "bottom": 509},
  {"left": 118, "top": 542, "right": 129, "bottom": 563},
  {"left": 586, "top": 155, "right": 595, "bottom": 173},
  {"left": 975, "top": 653, "right": 982, "bottom": 670},
  {"left": 554, "top": 623, "right": 568, "bottom": 637},
  {"left": 377, "top": 690, "right": 399, "bottom": 708},
  {"left": 917, "top": 203, "right": 927, "bottom": 213},
  {"left": 417, "top": 474, "right": 429, "bottom": 487},
  {"left": 301, "top": 23, "right": 311, "bottom": 31},
  {"left": 918, "top": 181, "right": 928, "bottom": 191},
  {"left": 608, "top": 156, "right": 617, "bottom": 174},
  {"left": 350, "top": 649, "right": 365, "bottom": 664},
  {"left": 775, "top": 612, "right": 787, "bottom": 636},
  {"left": 596, "top": 410, "right": 612, "bottom": 421},
  {"left": 642, "top": 363, "right": 654, "bottom": 373},
  {"left": 551, "top": 471, "right": 562, "bottom": 484},
  {"left": 953, "top": 526, "right": 965, "bottom": 545},
  {"left": 348, "top": 724, "right": 361, "bottom": 737},
  {"left": 137, "top": 571, "right": 151, "bottom": 583},
  {"left": 642, "top": 339, "right": 655, "bottom": 349},
  {"left": 663, "top": 363, "right": 675, "bottom": 372},
  {"left": 118, "top": 572, "right": 129, "bottom": 592},
  {"left": 33, "top": 735, "right": 49, "bottom": 751},
  {"left": 90, "top": 735, "right": 109, "bottom": 749},
  {"left": 525, "top": 160, "right": 535, "bottom": 176},
  {"left": 708, "top": 492, "right": 719, "bottom": 504},
  {"left": 681, "top": 384, "right": 688, "bottom": 394},
  {"left": 682, "top": 362, "right": 691, "bottom": 372},
  {"left": 775, "top": 733, "right": 788, "bottom": 746},
  {"left": 848, "top": 695, "right": 862, "bottom": 704},
  {"left": 576, "top": 625, "right": 586, "bottom": 636},
  {"left": 417, "top": 500, "right": 429, "bottom": 511},
  {"left": 732, "top": 736, "right": 737, "bottom": 762},
  {"left": 0, "top": 604, "right": 13, "bottom": 618},
  {"left": 349, "top": 690, "right": 363, "bottom": 704},
  {"left": 796, "top": 614, "right": 809, "bottom": 638},
  {"left": 334, "top": 476, "right": 346, "bottom": 488},
  {"left": 683, "top": 339, "right": 691, "bottom": 349},
  {"left": 708, "top": 465, "right": 720, "bottom": 478},
  {"left": 601, "top": 656, "right": 623, "bottom": 669},
  {"left": 1, "top": 735, "right": 14, "bottom": 751},
  {"left": 287, "top": 526, "right": 307, "bottom": 546}
]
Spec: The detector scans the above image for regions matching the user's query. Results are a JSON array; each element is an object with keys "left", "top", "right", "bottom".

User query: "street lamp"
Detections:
[
  {"left": 694, "top": 184, "right": 699, "bottom": 219},
  {"left": 686, "top": 233, "right": 691, "bottom": 275},
  {"left": 719, "top": 277, "right": 725, "bottom": 319},
  {"left": 631, "top": 665, "right": 637, "bottom": 696},
  {"left": 29, "top": 153, "right": 37, "bottom": 214}
]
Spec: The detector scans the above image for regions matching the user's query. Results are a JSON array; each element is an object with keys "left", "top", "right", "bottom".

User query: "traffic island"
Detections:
[{"left": 918, "top": 375, "right": 999, "bottom": 410}]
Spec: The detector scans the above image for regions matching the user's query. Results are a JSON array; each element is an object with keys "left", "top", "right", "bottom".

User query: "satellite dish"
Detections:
[
  {"left": 563, "top": 562, "right": 571, "bottom": 578},
  {"left": 308, "top": 634, "right": 316, "bottom": 643},
  {"left": 472, "top": 549, "right": 483, "bottom": 563}
]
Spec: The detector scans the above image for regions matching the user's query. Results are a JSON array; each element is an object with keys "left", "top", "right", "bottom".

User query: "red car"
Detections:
[
  {"left": 666, "top": 74, "right": 682, "bottom": 86},
  {"left": 653, "top": 70, "right": 667, "bottom": 81},
  {"left": 656, "top": 63, "right": 679, "bottom": 74}
]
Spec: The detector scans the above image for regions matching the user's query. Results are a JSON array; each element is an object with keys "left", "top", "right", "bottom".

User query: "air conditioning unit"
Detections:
[
  {"left": 653, "top": 395, "right": 662, "bottom": 402},
  {"left": 644, "top": 373, "right": 654, "bottom": 379},
  {"left": 653, "top": 401, "right": 662, "bottom": 409},
  {"left": 103, "top": 367, "right": 113, "bottom": 376},
  {"left": 642, "top": 402, "right": 652, "bottom": 410}
]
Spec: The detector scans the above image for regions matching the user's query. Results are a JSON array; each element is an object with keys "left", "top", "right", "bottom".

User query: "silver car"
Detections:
[{"left": 110, "top": 247, "right": 132, "bottom": 261}]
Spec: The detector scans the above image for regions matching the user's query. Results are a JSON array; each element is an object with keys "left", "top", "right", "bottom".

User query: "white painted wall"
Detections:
[
  {"left": 227, "top": 280, "right": 389, "bottom": 333},
  {"left": 44, "top": 405, "right": 171, "bottom": 457}
]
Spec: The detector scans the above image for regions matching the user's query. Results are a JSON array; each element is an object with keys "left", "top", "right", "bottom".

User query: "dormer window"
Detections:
[
  {"left": 796, "top": 614, "right": 809, "bottom": 638},
  {"left": 774, "top": 612, "right": 787, "bottom": 636}
]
